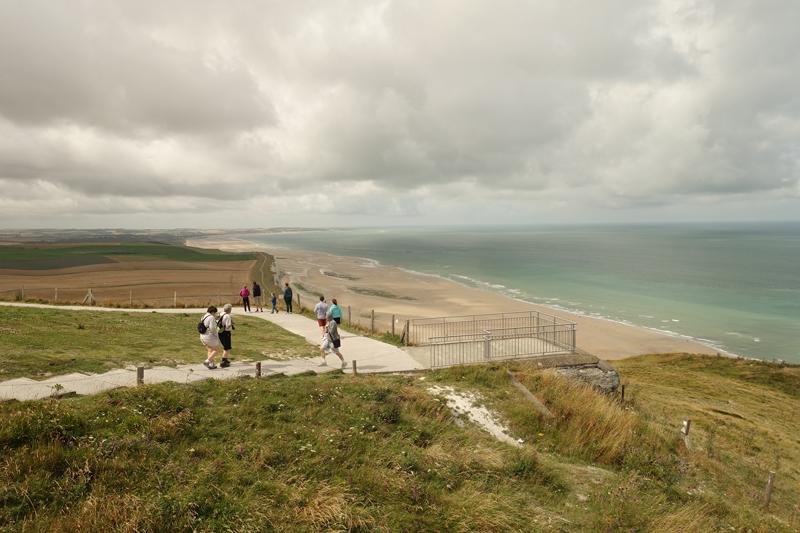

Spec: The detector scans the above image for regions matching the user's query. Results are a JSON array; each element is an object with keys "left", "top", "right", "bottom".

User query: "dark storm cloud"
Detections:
[{"left": 0, "top": 0, "right": 798, "bottom": 225}]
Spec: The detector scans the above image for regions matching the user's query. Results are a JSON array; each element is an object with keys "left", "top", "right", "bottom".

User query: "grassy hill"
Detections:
[
  {"left": 0, "top": 307, "right": 319, "bottom": 380},
  {"left": 1, "top": 311, "right": 798, "bottom": 531}
]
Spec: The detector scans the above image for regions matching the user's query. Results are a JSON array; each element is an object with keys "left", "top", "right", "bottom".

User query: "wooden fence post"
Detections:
[
  {"left": 764, "top": 471, "right": 776, "bottom": 508},
  {"left": 348, "top": 306, "right": 351, "bottom": 325},
  {"left": 137, "top": 366, "right": 144, "bottom": 386},
  {"left": 405, "top": 319, "right": 410, "bottom": 346},
  {"left": 20, "top": 285, "right": 24, "bottom": 300},
  {"left": 218, "top": 290, "right": 221, "bottom": 305},
  {"left": 255, "top": 362, "right": 261, "bottom": 378},
  {"left": 82, "top": 289, "right": 96, "bottom": 305},
  {"left": 352, "top": 360, "right": 358, "bottom": 376},
  {"left": 371, "top": 310, "right": 375, "bottom": 334},
  {"left": 130, "top": 291, "right": 133, "bottom": 306},
  {"left": 297, "top": 294, "right": 301, "bottom": 311},
  {"left": 392, "top": 315, "right": 395, "bottom": 337},
  {"left": 681, "top": 418, "right": 692, "bottom": 453},
  {"left": 174, "top": 292, "right": 177, "bottom": 307},
  {"left": 54, "top": 288, "right": 58, "bottom": 302}
]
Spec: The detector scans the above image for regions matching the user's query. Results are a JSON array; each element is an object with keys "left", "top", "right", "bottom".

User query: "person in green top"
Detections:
[{"left": 329, "top": 298, "right": 343, "bottom": 324}]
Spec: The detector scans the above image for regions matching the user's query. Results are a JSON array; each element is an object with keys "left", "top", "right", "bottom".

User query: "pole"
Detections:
[
  {"left": 255, "top": 362, "right": 261, "bottom": 378},
  {"left": 21, "top": 285, "right": 24, "bottom": 300},
  {"left": 348, "top": 306, "right": 351, "bottom": 325},
  {"left": 130, "top": 291, "right": 133, "bottom": 306},
  {"left": 681, "top": 418, "right": 692, "bottom": 453},
  {"left": 405, "top": 319, "right": 409, "bottom": 346},
  {"left": 392, "top": 315, "right": 395, "bottom": 337},
  {"left": 352, "top": 360, "right": 358, "bottom": 376},
  {"left": 371, "top": 310, "right": 375, "bottom": 334},
  {"left": 764, "top": 471, "right": 776, "bottom": 508},
  {"left": 174, "top": 292, "right": 177, "bottom": 307},
  {"left": 137, "top": 366, "right": 144, "bottom": 386},
  {"left": 218, "top": 289, "right": 221, "bottom": 305},
  {"left": 55, "top": 288, "right": 58, "bottom": 302}
]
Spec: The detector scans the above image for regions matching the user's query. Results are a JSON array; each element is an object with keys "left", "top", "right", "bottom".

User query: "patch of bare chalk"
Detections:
[{"left": 428, "top": 385, "right": 520, "bottom": 447}]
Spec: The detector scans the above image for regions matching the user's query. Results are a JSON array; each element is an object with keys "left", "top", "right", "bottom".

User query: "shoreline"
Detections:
[{"left": 187, "top": 236, "right": 726, "bottom": 361}]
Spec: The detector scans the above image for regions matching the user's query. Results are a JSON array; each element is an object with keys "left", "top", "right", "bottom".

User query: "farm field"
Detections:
[{"left": 0, "top": 243, "right": 265, "bottom": 307}]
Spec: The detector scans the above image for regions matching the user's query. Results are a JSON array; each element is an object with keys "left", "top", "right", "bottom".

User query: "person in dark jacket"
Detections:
[
  {"left": 252, "top": 281, "right": 263, "bottom": 312},
  {"left": 283, "top": 283, "right": 293, "bottom": 313}
]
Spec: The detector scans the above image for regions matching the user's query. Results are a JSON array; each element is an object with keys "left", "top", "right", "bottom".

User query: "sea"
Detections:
[{"left": 242, "top": 223, "right": 800, "bottom": 364}]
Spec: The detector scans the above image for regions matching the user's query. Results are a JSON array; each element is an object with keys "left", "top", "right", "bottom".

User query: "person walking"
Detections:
[
  {"left": 252, "top": 281, "right": 263, "bottom": 312},
  {"left": 283, "top": 283, "right": 293, "bottom": 313},
  {"left": 270, "top": 292, "right": 278, "bottom": 313},
  {"left": 239, "top": 285, "right": 251, "bottom": 313},
  {"left": 314, "top": 296, "right": 329, "bottom": 337},
  {"left": 199, "top": 306, "right": 220, "bottom": 369},
  {"left": 319, "top": 310, "right": 346, "bottom": 368},
  {"left": 217, "top": 303, "right": 234, "bottom": 368},
  {"left": 330, "top": 298, "right": 343, "bottom": 324}
]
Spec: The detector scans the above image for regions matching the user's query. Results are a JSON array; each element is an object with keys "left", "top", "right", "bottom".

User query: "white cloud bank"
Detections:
[{"left": 0, "top": 0, "right": 798, "bottom": 228}]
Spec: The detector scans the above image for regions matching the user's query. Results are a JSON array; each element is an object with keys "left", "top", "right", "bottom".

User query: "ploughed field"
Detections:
[{"left": 0, "top": 243, "right": 260, "bottom": 307}]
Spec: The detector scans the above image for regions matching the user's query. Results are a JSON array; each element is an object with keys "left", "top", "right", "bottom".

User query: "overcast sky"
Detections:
[{"left": 0, "top": 0, "right": 798, "bottom": 229}]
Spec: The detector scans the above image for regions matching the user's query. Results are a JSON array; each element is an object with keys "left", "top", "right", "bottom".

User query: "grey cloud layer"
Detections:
[{"left": 0, "top": 0, "right": 798, "bottom": 224}]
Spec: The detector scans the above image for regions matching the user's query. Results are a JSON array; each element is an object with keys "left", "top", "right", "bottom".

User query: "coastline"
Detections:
[{"left": 187, "top": 236, "right": 723, "bottom": 361}]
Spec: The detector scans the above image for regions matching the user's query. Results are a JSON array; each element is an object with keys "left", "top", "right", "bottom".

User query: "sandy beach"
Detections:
[{"left": 187, "top": 237, "right": 720, "bottom": 361}]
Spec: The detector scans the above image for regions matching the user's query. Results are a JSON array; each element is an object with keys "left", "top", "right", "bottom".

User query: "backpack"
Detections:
[
  {"left": 217, "top": 313, "right": 228, "bottom": 334},
  {"left": 197, "top": 314, "right": 210, "bottom": 334}
]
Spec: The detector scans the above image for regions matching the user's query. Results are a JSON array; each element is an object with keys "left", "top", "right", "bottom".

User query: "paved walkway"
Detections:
[{"left": 0, "top": 303, "right": 426, "bottom": 402}]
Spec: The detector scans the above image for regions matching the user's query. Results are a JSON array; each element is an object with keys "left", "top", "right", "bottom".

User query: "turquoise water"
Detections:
[{"left": 243, "top": 223, "right": 800, "bottom": 363}]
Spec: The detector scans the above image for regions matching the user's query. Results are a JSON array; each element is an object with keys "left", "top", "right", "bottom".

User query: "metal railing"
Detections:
[
  {"left": 409, "top": 310, "right": 575, "bottom": 345},
  {"left": 417, "top": 312, "right": 577, "bottom": 369}
]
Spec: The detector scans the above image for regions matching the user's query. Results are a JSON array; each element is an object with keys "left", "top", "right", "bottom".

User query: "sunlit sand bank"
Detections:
[{"left": 187, "top": 237, "right": 721, "bottom": 360}]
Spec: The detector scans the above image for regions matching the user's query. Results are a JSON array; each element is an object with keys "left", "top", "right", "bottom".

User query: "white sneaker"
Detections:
[
  {"left": 341, "top": 361, "right": 347, "bottom": 369},
  {"left": 318, "top": 360, "right": 327, "bottom": 367}
]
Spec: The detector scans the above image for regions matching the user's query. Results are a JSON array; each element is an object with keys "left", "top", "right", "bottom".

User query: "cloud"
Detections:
[{"left": 0, "top": 0, "right": 798, "bottom": 226}]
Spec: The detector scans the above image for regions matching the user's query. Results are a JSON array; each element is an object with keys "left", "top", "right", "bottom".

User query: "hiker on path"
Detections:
[
  {"left": 252, "top": 281, "right": 263, "bottom": 312},
  {"left": 330, "top": 298, "right": 343, "bottom": 324},
  {"left": 320, "top": 310, "right": 346, "bottom": 368},
  {"left": 270, "top": 292, "right": 278, "bottom": 313},
  {"left": 200, "top": 306, "right": 220, "bottom": 369},
  {"left": 218, "top": 303, "right": 234, "bottom": 368},
  {"left": 314, "top": 296, "right": 328, "bottom": 337},
  {"left": 283, "top": 283, "right": 293, "bottom": 313},
  {"left": 239, "top": 285, "right": 251, "bottom": 313}
]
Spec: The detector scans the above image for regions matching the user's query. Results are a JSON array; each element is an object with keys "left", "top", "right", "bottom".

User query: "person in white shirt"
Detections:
[
  {"left": 200, "top": 306, "right": 219, "bottom": 369},
  {"left": 319, "top": 310, "right": 346, "bottom": 368}
]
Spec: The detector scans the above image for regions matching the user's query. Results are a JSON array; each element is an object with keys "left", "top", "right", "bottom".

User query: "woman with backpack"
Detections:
[{"left": 199, "top": 306, "right": 220, "bottom": 369}]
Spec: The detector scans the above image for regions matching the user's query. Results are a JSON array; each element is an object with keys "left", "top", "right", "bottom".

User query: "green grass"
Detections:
[
  {"left": 0, "top": 307, "right": 319, "bottom": 379},
  {"left": 0, "top": 243, "right": 255, "bottom": 270},
  {"left": 0, "top": 373, "right": 568, "bottom": 532},
  {"left": 2, "top": 306, "right": 798, "bottom": 532},
  {"left": 2, "top": 355, "right": 796, "bottom": 531}
]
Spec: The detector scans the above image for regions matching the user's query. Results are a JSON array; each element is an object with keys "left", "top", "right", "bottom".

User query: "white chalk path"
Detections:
[{"left": 0, "top": 302, "right": 425, "bottom": 402}]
